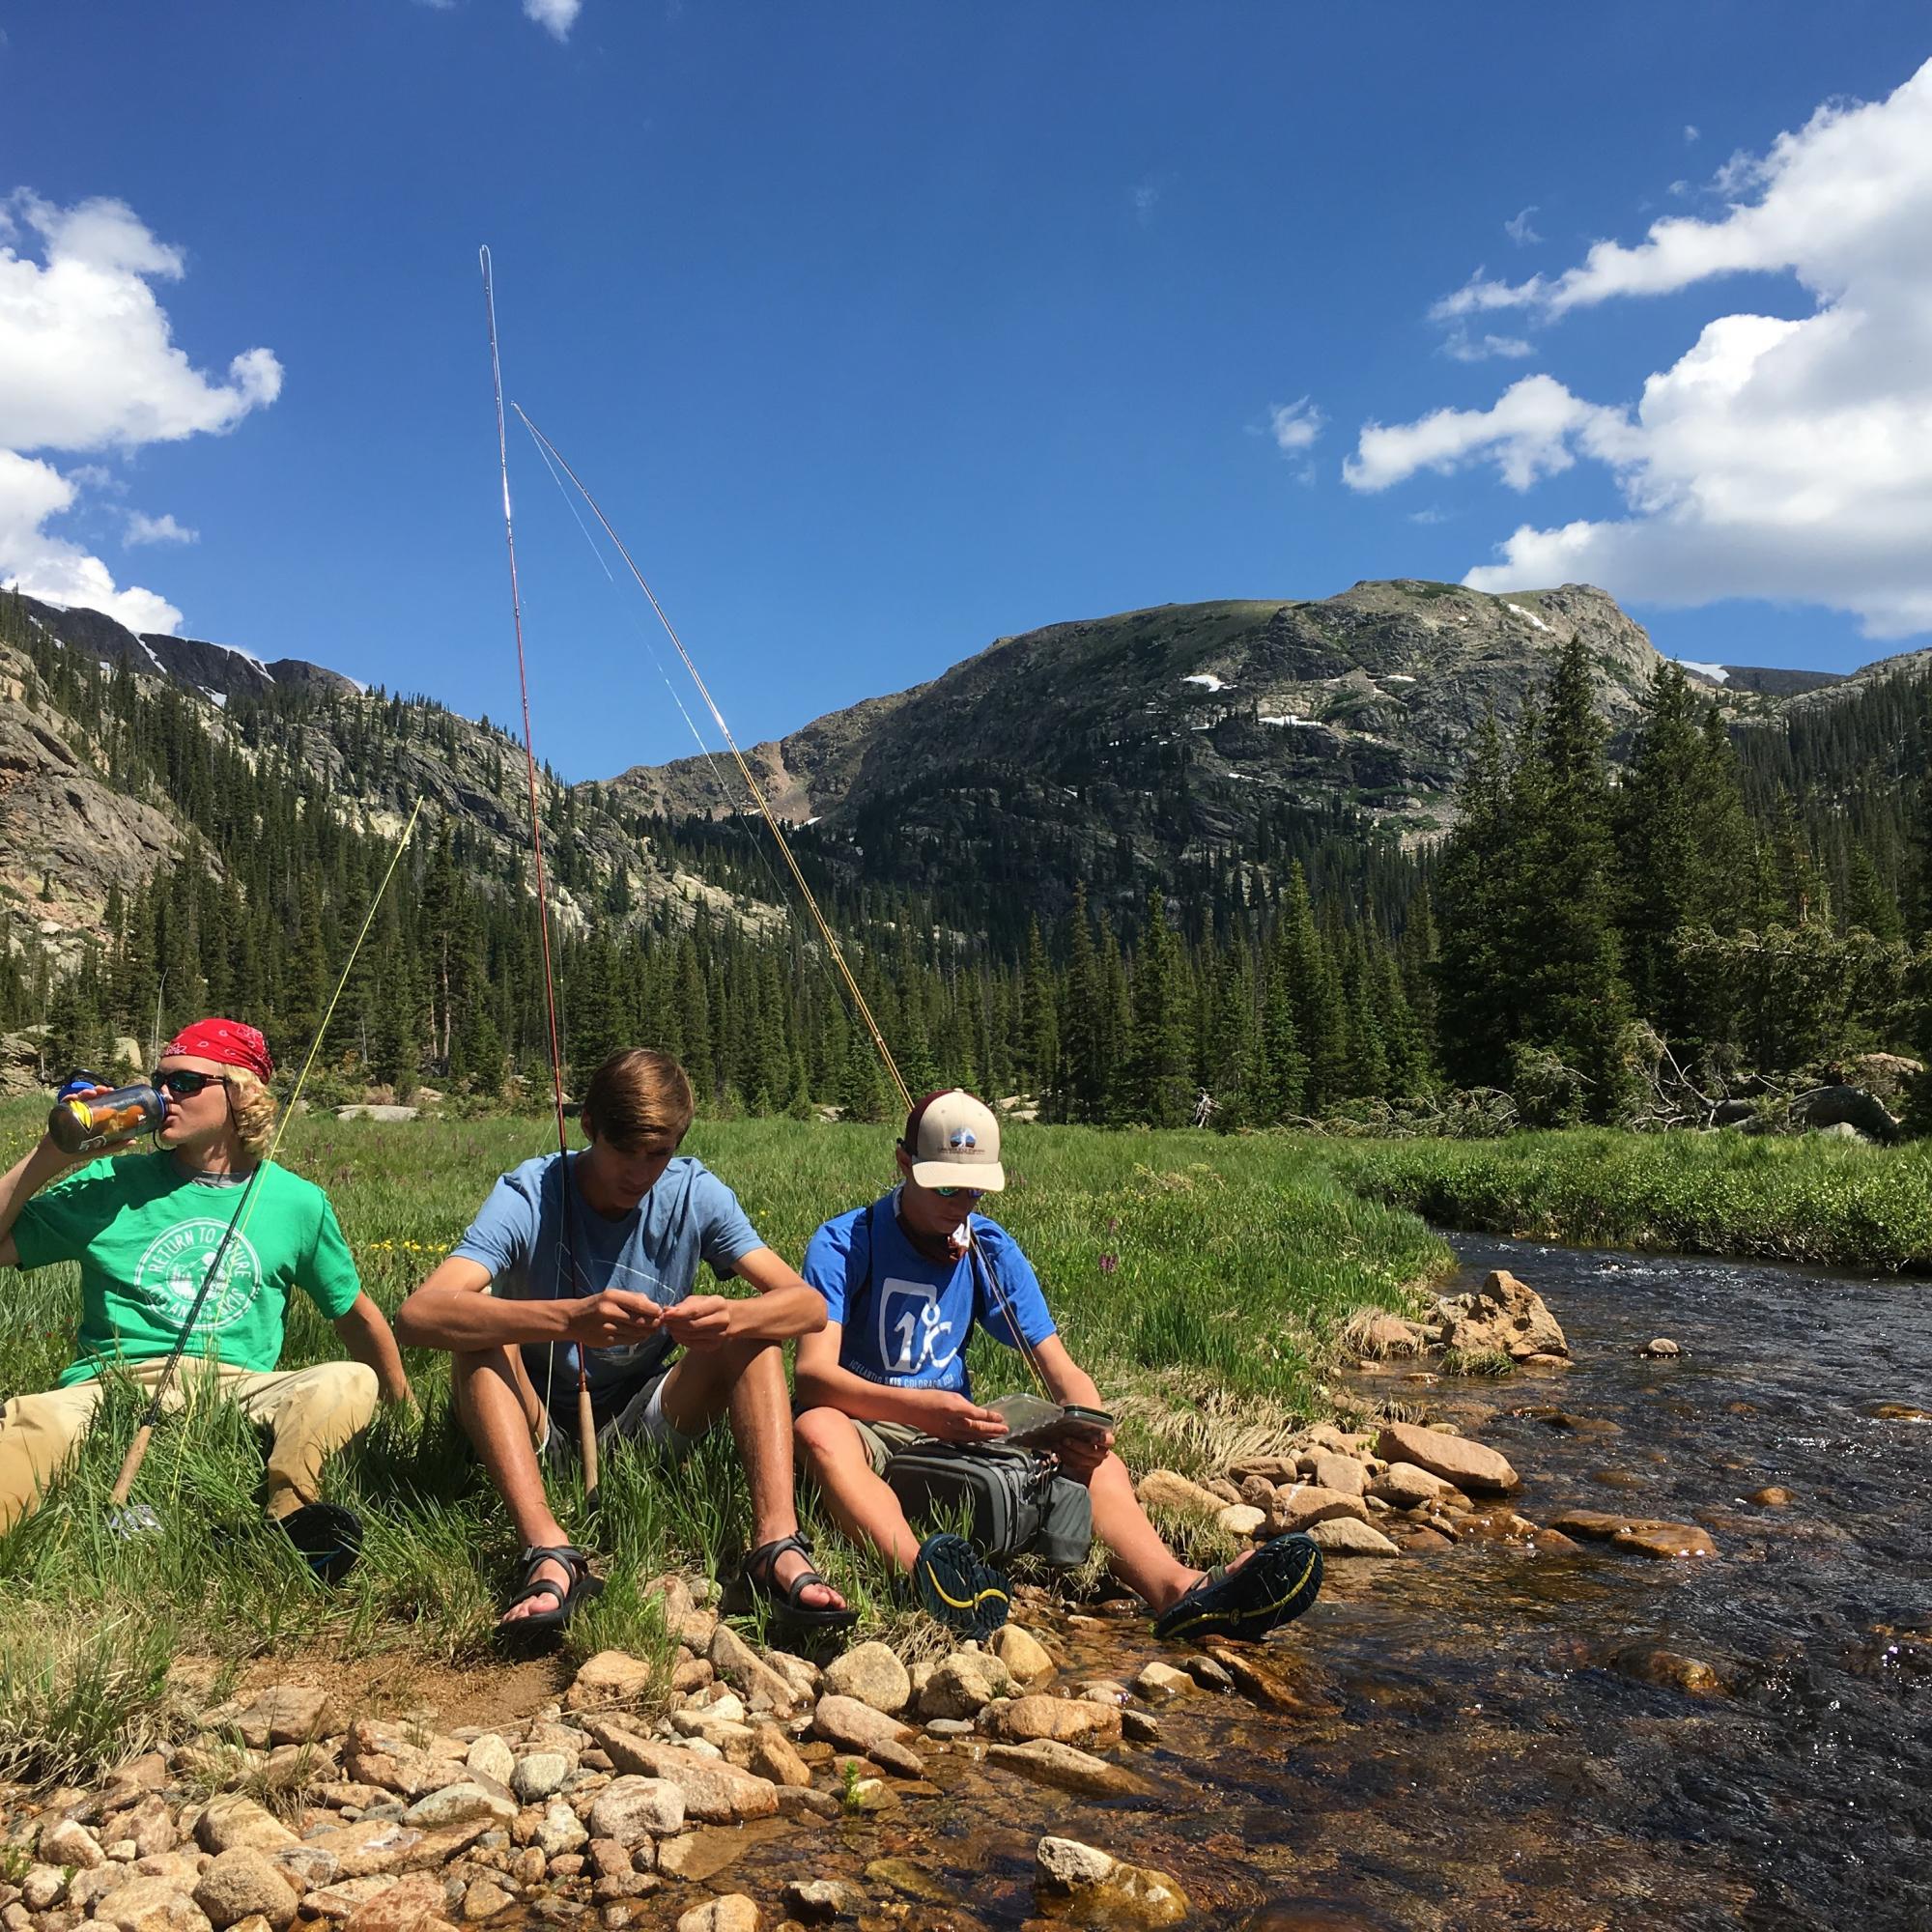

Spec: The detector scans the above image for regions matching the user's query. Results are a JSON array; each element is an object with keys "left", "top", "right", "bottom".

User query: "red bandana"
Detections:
[{"left": 162, "top": 1017, "right": 275, "bottom": 1083}]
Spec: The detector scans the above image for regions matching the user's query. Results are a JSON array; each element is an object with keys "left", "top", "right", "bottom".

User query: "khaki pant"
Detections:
[{"left": 0, "top": 1358, "right": 378, "bottom": 1533}]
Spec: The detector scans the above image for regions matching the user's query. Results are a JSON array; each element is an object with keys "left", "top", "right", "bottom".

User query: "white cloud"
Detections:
[
  {"left": 1504, "top": 206, "right": 1543, "bottom": 246},
  {"left": 1685, "top": 124, "right": 1701, "bottom": 144},
  {"left": 1129, "top": 178, "right": 1161, "bottom": 224},
  {"left": 524, "top": 0, "right": 581, "bottom": 38},
  {"left": 0, "top": 190, "right": 281, "bottom": 634},
  {"left": 1352, "top": 59, "right": 1932, "bottom": 638},
  {"left": 1266, "top": 396, "right": 1325, "bottom": 454},
  {"left": 125, "top": 511, "right": 197, "bottom": 547},
  {"left": 1442, "top": 327, "right": 1534, "bottom": 362}
]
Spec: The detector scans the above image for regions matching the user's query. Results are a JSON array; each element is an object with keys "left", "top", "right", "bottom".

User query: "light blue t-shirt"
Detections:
[
  {"left": 452, "top": 1151, "right": 762, "bottom": 1416},
  {"left": 802, "top": 1192, "right": 1056, "bottom": 1397}
]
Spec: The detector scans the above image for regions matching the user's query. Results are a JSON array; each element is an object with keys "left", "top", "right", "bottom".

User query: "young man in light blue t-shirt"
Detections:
[
  {"left": 400, "top": 1048, "right": 852, "bottom": 1639},
  {"left": 795, "top": 1089, "right": 1321, "bottom": 1643}
]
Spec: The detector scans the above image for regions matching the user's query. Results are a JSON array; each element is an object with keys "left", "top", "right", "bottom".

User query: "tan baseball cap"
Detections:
[{"left": 902, "top": 1089, "right": 1006, "bottom": 1191}]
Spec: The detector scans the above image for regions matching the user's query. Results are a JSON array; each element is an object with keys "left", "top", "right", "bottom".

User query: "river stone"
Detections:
[
  {"left": 988, "top": 1625, "right": 1055, "bottom": 1686},
  {"left": 564, "top": 1652, "right": 656, "bottom": 1714},
  {"left": 534, "top": 1804, "right": 587, "bottom": 1858},
  {"left": 707, "top": 1626, "right": 796, "bottom": 1715},
  {"left": 464, "top": 1736, "right": 516, "bottom": 1788},
  {"left": 747, "top": 1725, "right": 812, "bottom": 1788},
  {"left": 1308, "top": 1518, "right": 1400, "bottom": 1557},
  {"left": 511, "top": 1752, "right": 572, "bottom": 1803},
  {"left": 1355, "top": 1313, "right": 1424, "bottom": 1357},
  {"left": 758, "top": 1650, "right": 820, "bottom": 1704},
  {"left": 587, "top": 1778, "right": 685, "bottom": 1846},
  {"left": 233, "top": 1687, "right": 331, "bottom": 1749},
  {"left": 460, "top": 1881, "right": 513, "bottom": 1921},
  {"left": 1375, "top": 1422, "right": 1519, "bottom": 1494},
  {"left": 1268, "top": 1486, "right": 1372, "bottom": 1535},
  {"left": 983, "top": 1693, "right": 1122, "bottom": 1748},
  {"left": 865, "top": 1859, "right": 951, "bottom": 1905},
  {"left": 1312, "top": 1453, "right": 1369, "bottom": 1497},
  {"left": 1215, "top": 1503, "right": 1267, "bottom": 1537},
  {"left": 581, "top": 1724, "right": 780, "bottom": 1822},
  {"left": 1035, "top": 1837, "right": 1189, "bottom": 1927},
  {"left": 819, "top": 1641, "right": 910, "bottom": 1714},
  {"left": 1373, "top": 1462, "right": 1450, "bottom": 1509},
  {"left": 1135, "top": 1470, "right": 1229, "bottom": 1520},
  {"left": 782, "top": 1877, "right": 867, "bottom": 1922},
  {"left": 343, "top": 1722, "right": 469, "bottom": 1799},
  {"left": 339, "top": 1877, "right": 447, "bottom": 1932},
  {"left": 1612, "top": 1647, "right": 1723, "bottom": 1694},
  {"left": 810, "top": 1694, "right": 923, "bottom": 1776},
  {"left": 674, "top": 1898, "right": 758, "bottom": 1932},
  {"left": 94, "top": 1879, "right": 214, "bottom": 1932},
  {"left": 20, "top": 1867, "right": 66, "bottom": 1912},
  {"left": 295, "top": 1819, "right": 436, "bottom": 1877},
  {"left": 1132, "top": 1661, "right": 1193, "bottom": 1703},
  {"left": 403, "top": 1779, "right": 517, "bottom": 1831},
  {"left": 1749, "top": 1487, "right": 1794, "bottom": 1507},
  {"left": 915, "top": 1649, "right": 1014, "bottom": 1719},
  {"left": 1435, "top": 1269, "right": 1569, "bottom": 1361},
  {"left": 1643, "top": 1338, "right": 1682, "bottom": 1358},
  {"left": 192, "top": 1853, "right": 298, "bottom": 1931},
  {"left": 1548, "top": 1508, "right": 1719, "bottom": 1558},
  {"left": 195, "top": 1800, "right": 298, "bottom": 1857},
  {"left": 42, "top": 1816, "right": 106, "bottom": 1866},
  {"left": 983, "top": 1740, "right": 1155, "bottom": 1800}
]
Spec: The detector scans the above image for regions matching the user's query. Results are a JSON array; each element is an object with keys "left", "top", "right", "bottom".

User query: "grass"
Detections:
[
  {"left": 1325, "top": 1127, "right": 1932, "bottom": 1273},
  {"left": 0, "top": 1103, "right": 1448, "bottom": 1780}
]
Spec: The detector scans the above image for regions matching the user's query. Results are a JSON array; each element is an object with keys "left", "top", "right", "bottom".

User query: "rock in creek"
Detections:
[
  {"left": 582, "top": 1722, "right": 780, "bottom": 1821},
  {"left": 1548, "top": 1507, "right": 1719, "bottom": 1558},
  {"left": 1035, "top": 1836, "right": 1189, "bottom": 1927},
  {"left": 913, "top": 1647, "right": 1013, "bottom": 1719},
  {"left": 674, "top": 1897, "right": 759, "bottom": 1932},
  {"left": 983, "top": 1740, "right": 1156, "bottom": 1800},
  {"left": 1135, "top": 1469, "right": 1231, "bottom": 1520},
  {"left": 586, "top": 1776, "right": 685, "bottom": 1846},
  {"left": 987, "top": 1624, "right": 1056, "bottom": 1686},
  {"left": 1434, "top": 1269, "right": 1570, "bottom": 1361},
  {"left": 818, "top": 1640, "right": 910, "bottom": 1715},
  {"left": 781, "top": 1876, "right": 867, "bottom": 1922},
  {"left": 810, "top": 1694, "right": 923, "bottom": 1776},
  {"left": 1307, "top": 1517, "right": 1401, "bottom": 1558},
  {"left": 1375, "top": 1420, "right": 1519, "bottom": 1494},
  {"left": 981, "top": 1693, "right": 1121, "bottom": 1748}
]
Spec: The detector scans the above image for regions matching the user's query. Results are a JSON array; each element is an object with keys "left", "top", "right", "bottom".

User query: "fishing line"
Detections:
[
  {"left": 479, "top": 246, "right": 598, "bottom": 1498},
  {"left": 507, "top": 409, "right": 1054, "bottom": 1399}
]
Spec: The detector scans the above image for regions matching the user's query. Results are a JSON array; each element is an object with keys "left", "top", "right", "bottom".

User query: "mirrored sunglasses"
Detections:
[{"left": 153, "top": 1068, "right": 227, "bottom": 1097}]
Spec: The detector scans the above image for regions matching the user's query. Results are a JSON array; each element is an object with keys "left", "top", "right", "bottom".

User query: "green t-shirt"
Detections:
[{"left": 11, "top": 1151, "right": 363, "bottom": 1387}]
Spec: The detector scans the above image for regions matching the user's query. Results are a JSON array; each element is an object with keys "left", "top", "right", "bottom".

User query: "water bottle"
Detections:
[{"left": 49, "top": 1077, "right": 164, "bottom": 1155}]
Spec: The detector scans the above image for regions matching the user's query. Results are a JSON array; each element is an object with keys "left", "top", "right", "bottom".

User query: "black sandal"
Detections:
[
  {"left": 498, "top": 1543, "right": 603, "bottom": 1641},
  {"left": 737, "top": 1531, "right": 858, "bottom": 1633}
]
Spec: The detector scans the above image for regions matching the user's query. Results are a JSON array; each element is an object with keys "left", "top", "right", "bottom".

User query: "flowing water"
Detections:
[{"left": 640, "top": 1236, "right": 1932, "bottom": 1928}]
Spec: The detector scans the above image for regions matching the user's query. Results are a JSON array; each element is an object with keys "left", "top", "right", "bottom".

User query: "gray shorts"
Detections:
[
  {"left": 534, "top": 1361, "right": 707, "bottom": 1469},
  {"left": 848, "top": 1416, "right": 926, "bottom": 1475}
]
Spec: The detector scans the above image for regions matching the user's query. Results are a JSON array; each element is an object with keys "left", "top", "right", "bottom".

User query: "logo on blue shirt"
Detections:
[{"left": 877, "top": 1276, "right": 962, "bottom": 1377}]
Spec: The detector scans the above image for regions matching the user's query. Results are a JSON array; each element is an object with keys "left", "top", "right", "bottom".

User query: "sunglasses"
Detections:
[
  {"left": 930, "top": 1184, "right": 986, "bottom": 1201},
  {"left": 153, "top": 1068, "right": 229, "bottom": 1098}
]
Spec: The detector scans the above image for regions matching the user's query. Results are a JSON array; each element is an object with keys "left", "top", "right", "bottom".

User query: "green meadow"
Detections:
[{"left": 0, "top": 1104, "right": 1445, "bottom": 1783}]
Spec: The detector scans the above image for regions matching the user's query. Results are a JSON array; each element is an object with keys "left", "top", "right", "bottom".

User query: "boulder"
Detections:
[
  {"left": 1130, "top": 1662, "right": 1193, "bottom": 1704},
  {"left": 1215, "top": 1503, "right": 1266, "bottom": 1537},
  {"left": 586, "top": 1777, "right": 684, "bottom": 1847},
  {"left": 810, "top": 1694, "right": 923, "bottom": 1776},
  {"left": 757, "top": 1650, "right": 820, "bottom": 1705},
  {"left": 339, "top": 1878, "right": 449, "bottom": 1932},
  {"left": 343, "top": 1720, "right": 469, "bottom": 1798},
  {"left": 1034, "top": 1837, "right": 1189, "bottom": 1927},
  {"left": 195, "top": 1800, "right": 298, "bottom": 1857},
  {"left": 983, "top": 1740, "right": 1156, "bottom": 1800},
  {"left": 982, "top": 1693, "right": 1121, "bottom": 1749},
  {"left": 1547, "top": 1508, "right": 1718, "bottom": 1559},
  {"left": 564, "top": 1651, "right": 656, "bottom": 1714},
  {"left": 987, "top": 1625, "right": 1055, "bottom": 1686},
  {"left": 41, "top": 1816, "right": 106, "bottom": 1866},
  {"left": 1307, "top": 1518, "right": 1400, "bottom": 1557},
  {"left": 1642, "top": 1338, "right": 1682, "bottom": 1358},
  {"left": 782, "top": 1877, "right": 867, "bottom": 1922},
  {"left": 818, "top": 1641, "right": 910, "bottom": 1715},
  {"left": 581, "top": 1724, "right": 779, "bottom": 1822},
  {"left": 1373, "top": 1461, "right": 1451, "bottom": 1509},
  {"left": 93, "top": 1880, "right": 214, "bottom": 1932},
  {"left": 1267, "top": 1486, "right": 1372, "bottom": 1535},
  {"left": 510, "top": 1752, "right": 572, "bottom": 1803},
  {"left": 1134, "top": 1470, "right": 1229, "bottom": 1521},
  {"left": 707, "top": 1626, "right": 797, "bottom": 1716},
  {"left": 1311, "top": 1453, "right": 1369, "bottom": 1497},
  {"left": 674, "top": 1898, "right": 759, "bottom": 1932},
  {"left": 1433, "top": 1269, "right": 1569, "bottom": 1361},
  {"left": 232, "top": 1687, "right": 331, "bottom": 1749},
  {"left": 1374, "top": 1421, "right": 1519, "bottom": 1494},
  {"left": 459, "top": 1880, "right": 512, "bottom": 1921},
  {"left": 464, "top": 1736, "right": 515, "bottom": 1788},
  {"left": 533, "top": 1803, "right": 587, "bottom": 1859},
  {"left": 914, "top": 1649, "right": 1013, "bottom": 1719},
  {"left": 192, "top": 1853, "right": 298, "bottom": 1931},
  {"left": 402, "top": 1780, "right": 517, "bottom": 1831},
  {"left": 747, "top": 1726, "right": 812, "bottom": 1788}
]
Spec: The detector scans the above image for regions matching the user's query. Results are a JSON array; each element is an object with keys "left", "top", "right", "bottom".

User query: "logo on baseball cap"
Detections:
[{"left": 902, "top": 1090, "right": 1006, "bottom": 1192}]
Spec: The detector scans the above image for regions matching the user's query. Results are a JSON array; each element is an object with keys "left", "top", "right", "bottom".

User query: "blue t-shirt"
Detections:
[
  {"left": 801, "top": 1192, "right": 1056, "bottom": 1397},
  {"left": 452, "top": 1151, "right": 762, "bottom": 1414}
]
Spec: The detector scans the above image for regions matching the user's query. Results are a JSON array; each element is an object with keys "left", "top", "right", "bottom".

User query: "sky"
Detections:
[{"left": 3, "top": 3, "right": 1930, "bottom": 781}]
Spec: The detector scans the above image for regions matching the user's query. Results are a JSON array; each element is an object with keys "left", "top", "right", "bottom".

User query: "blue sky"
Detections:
[{"left": 3, "top": 4, "right": 1929, "bottom": 780}]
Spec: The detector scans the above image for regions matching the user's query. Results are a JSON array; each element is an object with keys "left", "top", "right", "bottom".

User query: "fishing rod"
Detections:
[
  {"left": 509, "top": 408, "right": 1055, "bottom": 1402},
  {"left": 109, "top": 796, "right": 425, "bottom": 1524},
  {"left": 479, "top": 248, "right": 598, "bottom": 1498}
]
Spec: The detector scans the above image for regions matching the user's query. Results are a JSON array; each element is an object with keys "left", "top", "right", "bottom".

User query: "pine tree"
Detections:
[{"left": 1127, "top": 889, "right": 1192, "bottom": 1126}]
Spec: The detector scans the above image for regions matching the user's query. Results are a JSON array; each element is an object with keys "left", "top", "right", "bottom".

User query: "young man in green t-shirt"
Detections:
[{"left": 0, "top": 1017, "right": 411, "bottom": 1541}]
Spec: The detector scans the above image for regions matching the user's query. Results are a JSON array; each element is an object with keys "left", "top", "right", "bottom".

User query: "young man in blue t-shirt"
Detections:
[
  {"left": 399, "top": 1048, "right": 852, "bottom": 1638},
  {"left": 794, "top": 1090, "right": 1321, "bottom": 1643}
]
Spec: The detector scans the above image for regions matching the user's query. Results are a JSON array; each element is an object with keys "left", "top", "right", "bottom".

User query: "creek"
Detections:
[{"left": 705, "top": 1234, "right": 1931, "bottom": 1930}]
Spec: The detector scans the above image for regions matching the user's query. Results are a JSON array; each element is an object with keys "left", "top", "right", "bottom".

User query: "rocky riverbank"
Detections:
[{"left": 0, "top": 1269, "right": 1745, "bottom": 1932}]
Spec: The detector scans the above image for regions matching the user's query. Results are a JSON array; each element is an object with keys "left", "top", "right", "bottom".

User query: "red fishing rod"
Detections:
[{"left": 479, "top": 246, "right": 598, "bottom": 1500}]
